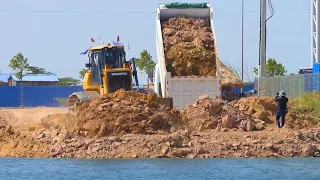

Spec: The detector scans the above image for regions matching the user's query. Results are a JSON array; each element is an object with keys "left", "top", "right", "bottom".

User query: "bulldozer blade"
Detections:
[
  {"left": 68, "top": 91, "right": 100, "bottom": 111},
  {"left": 157, "top": 97, "right": 173, "bottom": 109},
  {"left": 133, "top": 87, "right": 173, "bottom": 108}
]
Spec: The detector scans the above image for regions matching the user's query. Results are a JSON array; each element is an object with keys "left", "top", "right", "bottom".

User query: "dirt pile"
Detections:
[
  {"left": 1, "top": 124, "right": 320, "bottom": 158},
  {"left": 235, "top": 97, "right": 318, "bottom": 129},
  {"left": 180, "top": 96, "right": 266, "bottom": 132},
  {"left": 161, "top": 17, "right": 217, "bottom": 76},
  {"left": 50, "top": 89, "right": 185, "bottom": 137}
]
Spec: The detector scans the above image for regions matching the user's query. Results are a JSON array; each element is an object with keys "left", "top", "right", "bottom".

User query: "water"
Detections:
[{"left": 0, "top": 158, "right": 319, "bottom": 180}]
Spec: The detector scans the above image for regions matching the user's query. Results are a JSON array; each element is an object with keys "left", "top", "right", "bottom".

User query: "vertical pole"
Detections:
[
  {"left": 258, "top": 0, "right": 267, "bottom": 96},
  {"left": 241, "top": 0, "right": 244, "bottom": 93}
]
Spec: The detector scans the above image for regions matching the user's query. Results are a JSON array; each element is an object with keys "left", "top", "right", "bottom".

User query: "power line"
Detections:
[{"left": 0, "top": 8, "right": 311, "bottom": 14}]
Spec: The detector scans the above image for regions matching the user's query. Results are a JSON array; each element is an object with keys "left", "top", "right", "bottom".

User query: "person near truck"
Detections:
[{"left": 274, "top": 90, "right": 288, "bottom": 128}]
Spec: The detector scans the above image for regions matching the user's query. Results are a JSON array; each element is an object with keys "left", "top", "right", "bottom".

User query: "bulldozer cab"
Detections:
[{"left": 87, "top": 45, "right": 127, "bottom": 86}]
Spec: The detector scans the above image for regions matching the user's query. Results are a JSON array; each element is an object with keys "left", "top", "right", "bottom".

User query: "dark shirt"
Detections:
[{"left": 274, "top": 96, "right": 288, "bottom": 111}]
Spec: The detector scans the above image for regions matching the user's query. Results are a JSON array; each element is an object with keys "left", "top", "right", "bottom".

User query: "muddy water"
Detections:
[{"left": 0, "top": 158, "right": 319, "bottom": 180}]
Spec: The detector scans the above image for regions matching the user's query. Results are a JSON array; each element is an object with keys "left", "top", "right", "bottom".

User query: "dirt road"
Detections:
[{"left": 0, "top": 107, "right": 68, "bottom": 128}]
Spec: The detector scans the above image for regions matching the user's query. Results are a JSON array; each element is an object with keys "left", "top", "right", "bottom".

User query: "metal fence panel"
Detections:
[{"left": 255, "top": 73, "right": 319, "bottom": 98}]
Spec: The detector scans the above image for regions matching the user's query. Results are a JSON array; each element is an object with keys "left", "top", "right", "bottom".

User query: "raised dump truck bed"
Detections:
[{"left": 154, "top": 2, "right": 221, "bottom": 109}]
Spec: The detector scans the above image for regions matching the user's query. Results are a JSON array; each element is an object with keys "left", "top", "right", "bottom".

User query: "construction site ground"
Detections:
[{"left": 0, "top": 91, "right": 319, "bottom": 158}]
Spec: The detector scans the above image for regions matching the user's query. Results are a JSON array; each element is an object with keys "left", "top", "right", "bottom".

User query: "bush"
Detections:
[
  {"left": 294, "top": 92, "right": 320, "bottom": 121},
  {"left": 54, "top": 98, "right": 69, "bottom": 107}
]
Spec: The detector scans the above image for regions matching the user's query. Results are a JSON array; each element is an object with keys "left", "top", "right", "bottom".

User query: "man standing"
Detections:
[{"left": 274, "top": 90, "right": 288, "bottom": 128}]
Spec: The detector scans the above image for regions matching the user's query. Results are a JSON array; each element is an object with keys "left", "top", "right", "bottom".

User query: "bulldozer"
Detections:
[{"left": 68, "top": 42, "right": 172, "bottom": 110}]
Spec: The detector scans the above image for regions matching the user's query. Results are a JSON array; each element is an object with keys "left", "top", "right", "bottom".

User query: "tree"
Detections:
[
  {"left": 27, "top": 66, "right": 52, "bottom": 74},
  {"left": 135, "top": 50, "right": 156, "bottom": 87},
  {"left": 9, "top": 52, "right": 30, "bottom": 107},
  {"left": 57, "top": 77, "right": 80, "bottom": 86},
  {"left": 79, "top": 68, "right": 89, "bottom": 79},
  {"left": 253, "top": 58, "right": 287, "bottom": 77}
]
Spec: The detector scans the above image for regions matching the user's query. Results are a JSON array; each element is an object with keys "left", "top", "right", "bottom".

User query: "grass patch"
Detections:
[
  {"left": 294, "top": 92, "right": 320, "bottom": 123},
  {"left": 54, "top": 98, "right": 69, "bottom": 107}
]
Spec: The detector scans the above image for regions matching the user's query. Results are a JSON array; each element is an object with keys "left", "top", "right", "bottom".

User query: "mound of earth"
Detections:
[
  {"left": 52, "top": 89, "right": 185, "bottom": 137},
  {"left": 235, "top": 97, "right": 317, "bottom": 129},
  {"left": 161, "top": 17, "right": 217, "bottom": 76},
  {"left": 180, "top": 96, "right": 266, "bottom": 132}
]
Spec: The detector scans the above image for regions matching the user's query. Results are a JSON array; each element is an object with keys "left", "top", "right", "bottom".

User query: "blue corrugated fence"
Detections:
[
  {"left": 231, "top": 84, "right": 255, "bottom": 95},
  {"left": 0, "top": 86, "right": 83, "bottom": 107}
]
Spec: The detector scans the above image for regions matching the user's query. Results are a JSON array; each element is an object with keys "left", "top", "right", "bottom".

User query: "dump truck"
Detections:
[{"left": 154, "top": 2, "right": 221, "bottom": 109}]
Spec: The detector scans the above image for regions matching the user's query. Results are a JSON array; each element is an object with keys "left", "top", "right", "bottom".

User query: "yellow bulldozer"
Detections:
[{"left": 68, "top": 42, "right": 172, "bottom": 110}]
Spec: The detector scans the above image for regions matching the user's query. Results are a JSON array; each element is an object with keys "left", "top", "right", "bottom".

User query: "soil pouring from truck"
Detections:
[{"left": 154, "top": 2, "right": 221, "bottom": 109}]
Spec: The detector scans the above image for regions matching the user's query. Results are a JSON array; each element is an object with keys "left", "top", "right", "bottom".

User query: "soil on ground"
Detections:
[{"left": 0, "top": 90, "right": 319, "bottom": 158}]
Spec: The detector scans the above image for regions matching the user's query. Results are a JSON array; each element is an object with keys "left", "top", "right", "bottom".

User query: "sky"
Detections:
[{"left": 0, "top": 0, "right": 310, "bottom": 84}]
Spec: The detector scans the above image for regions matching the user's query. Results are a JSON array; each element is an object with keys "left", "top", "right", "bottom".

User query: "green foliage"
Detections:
[
  {"left": 57, "top": 77, "right": 80, "bottom": 86},
  {"left": 253, "top": 58, "right": 287, "bottom": 77},
  {"left": 79, "top": 68, "right": 89, "bottom": 79},
  {"left": 8, "top": 52, "right": 29, "bottom": 80},
  {"left": 294, "top": 92, "right": 320, "bottom": 123},
  {"left": 53, "top": 97, "right": 69, "bottom": 107},
  {"left": 135, "top": 50, "right": 156, "bottom": 75},
  {"left": 27, "top": 66, "right": 52, "bottom": 74}
]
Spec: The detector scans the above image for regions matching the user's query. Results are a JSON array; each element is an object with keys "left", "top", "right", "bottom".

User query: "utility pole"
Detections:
[
  {"left": 258, "top": 0, "right": 267, "bottom": 96},
  {"left": 241, "top": 0, "right": 244, "bottom": 93}
]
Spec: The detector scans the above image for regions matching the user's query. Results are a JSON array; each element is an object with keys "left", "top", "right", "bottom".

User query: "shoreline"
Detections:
[{"left": 0, "top": 127, "right": 319, "bottom": 159}]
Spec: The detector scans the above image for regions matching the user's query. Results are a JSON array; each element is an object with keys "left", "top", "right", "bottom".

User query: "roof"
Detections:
[
  {"left": 0, "top": 74, "right": 11, "bottom": 82},
  {"left": 89, "top": 42, "right": 124, "bottom": 51},
  {"left": 10, "top": 74, "right": 59, "bottom": 82}
]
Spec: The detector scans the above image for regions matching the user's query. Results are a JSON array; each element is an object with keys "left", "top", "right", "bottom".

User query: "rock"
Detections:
[
  {"left": 180, "top": 148, "right": 192, "bottom": 156},
  {"left": 206, "top": 121, "right": 218, "bottom": 129},
  {"left": 221, "top": 115, "right": 234, "bottom": 129},
  {"left": 50, "top": 145, "right": 62, "bottom": 156},
  {"left": 97, "top": 102, "right": 114, "bottom": 111},
  {"left": 28, "top": 126, "right": 36, "bottom": 131},
  {"left": 196, "top": 148, "right": 209, "bottom": 155},
  {"left": 206, "top": 102, "right": 221, "bottom": 116},
  {"left": 239, "top": 105, "right": 246, "bottom": 111},
  {"left": 163, "top": 28, "right": 175, "bottom": 36},
  {"left": 246, "top": 120, "right": 254, "bottom": 131},
  {"left": 36, "top": 133, "right": 45, "bottom": 139},
  {"left": 5, "top": 126, "right": 14, "bottom": 135},
  {"left": 161, "top": 147, "right": 169, "bottom": 155},
  {"left": 169, "top": 150, "right": 182, "bottom": 158},
  {"left": 254, "top": 122, "right": 265, "bottom": 131},
  {"left": 50, "top": 128, "right": 59, "bottom": 137},
  {"left": 97, "top": 123, "right": 107, "bottom": 137},
  {"left": 287, "top": 148, "right": 295, "bottom": 156},
  {"left": 187, "top": 154, "right": 196, "bottom": 158},
  {"left": 295, "top": 131, "right": 303, "bottom": 139},
  {"left": 53, "top": 128, "right": 71, "bottom": 143},
  {"left": 244, "top": 151, "right": 252, "bottom": 157},
  {"left": 82, "top": 120, "right": 103, "bottom": 137},
  {"left": 179, "top": 129, "right": 191, "bottom": 138},
  {"left": 301, "top": 144, "right": 317, "bottom": 156},
  {"left": 265, "top": 143, "right": 274, "bottom": 149},
  {"left": 130, "top": 153, "right": 138, "bottom": 158},
  {"left": 169, "top": 134, "right": 183, "bottom": 148},
  {"left": 108, "top": 136, "right": 120, "bottom": 142},
  {"left": 274, "top": 139, "right": 284, "bottom": 144},
  {"left": 221, "top": 128, "right": 228, "bottom": 132}
]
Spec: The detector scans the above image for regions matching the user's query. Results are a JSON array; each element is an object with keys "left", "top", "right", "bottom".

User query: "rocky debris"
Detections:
[
  {"left": 0, "top": 125, "right": 320, "bottom": 158},
  {"left": 39, "top": 89, "right": 186, "bottom": 138},
  {"left": 181, "top": 96, "right": 265, "bottom": 132},
  {"left": 161, "top": 17, "right": 217, "bottom": 76}
]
